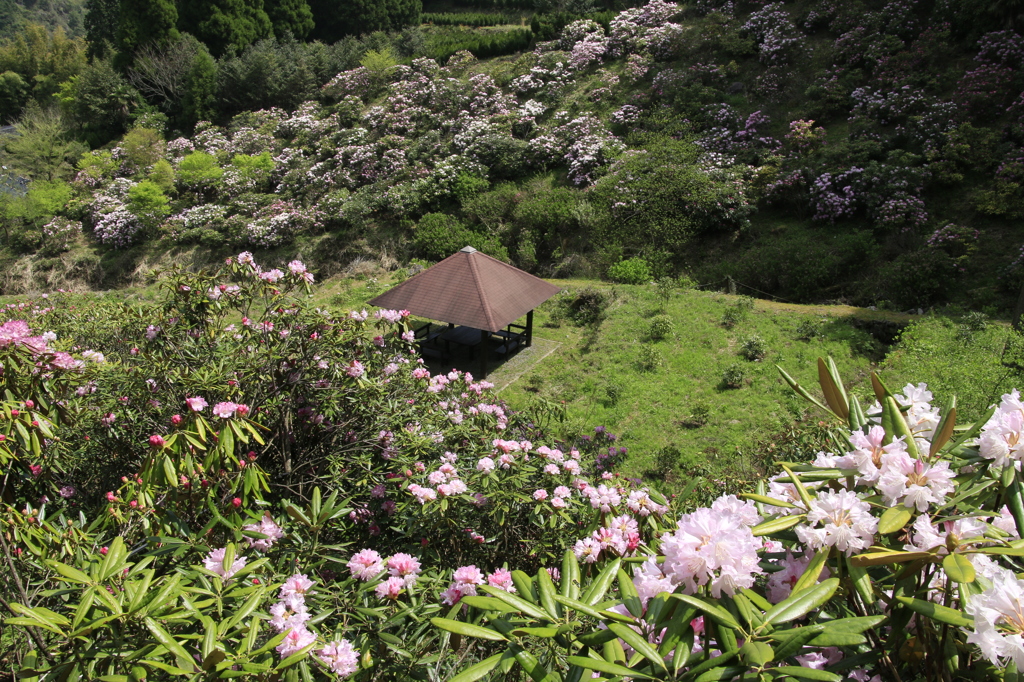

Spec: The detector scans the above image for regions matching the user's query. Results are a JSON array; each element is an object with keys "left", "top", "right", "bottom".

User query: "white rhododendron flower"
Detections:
[
  {"left": 795, "top": 489, "right": 877, "bottom": 555},
  {"left": 967, "top": 567, "right": 1024, "bottom": 669}
]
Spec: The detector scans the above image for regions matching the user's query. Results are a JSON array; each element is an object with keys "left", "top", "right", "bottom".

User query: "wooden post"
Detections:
[
  {"left": 478, "top": 329, "right": 488, "bottom": 379},
  {"left": 526, "top": 310, "right": 534, "bottom": 347}
]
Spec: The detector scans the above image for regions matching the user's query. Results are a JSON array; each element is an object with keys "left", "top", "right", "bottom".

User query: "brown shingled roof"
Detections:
[{"left": 368, "top": 247, "right": 560, "bottom": 332}]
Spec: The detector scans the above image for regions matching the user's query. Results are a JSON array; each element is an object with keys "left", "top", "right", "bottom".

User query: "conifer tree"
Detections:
[
  {"left": 177, "top": 0, "right": 272, "bottom": 57},
  {"left": 265, "top": 0, "right": 314, "bottom": 39}
]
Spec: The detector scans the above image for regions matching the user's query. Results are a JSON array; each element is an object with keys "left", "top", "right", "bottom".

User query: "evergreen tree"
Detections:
[
  {"left": 116, "top": 0, "right": 179, "bottom": 58},
  {"left": 177, "top": 0, "right": 272, "bottom": 57},
  {"left": 308, "top": 0, "right": 419, "bottom": 42},
  {"left": 181, "top": 45, "right": 217, "bottom": 127},
  {"left": 84, "top": 0, "right": 119, "bottom": 58},
  {"left": 265, "top": 0, "right": 314, "bottom": 39}
]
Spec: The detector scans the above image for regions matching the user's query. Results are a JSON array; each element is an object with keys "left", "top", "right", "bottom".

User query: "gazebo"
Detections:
[{"left": 368, "top": 247, "right": 560, "bottom": 378}]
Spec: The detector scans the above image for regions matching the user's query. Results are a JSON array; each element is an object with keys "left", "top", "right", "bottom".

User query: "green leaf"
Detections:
[
  {"left": 511, "top": 626, "right": 559, "bottom": 638},
  {"left": 448, "top": 652, "right": 505, "bottom": 682},
  {"left": 942, "top": 553, "right": 976, "bottom": 584},
  {"left": 777, "top": 365, "right": 832, "bottom": 416},
  {"left": 930, "top": 399, "right": 957, "bottom": 457},
  {"left": 849, "top": 550, "right": 935, "bottom": 567},
  {"left": 144, "top": 617, "right": 197, "bottom": 672},
  {"left": 608, "top": 623, "right": 667, "bottom": 673},
  {"left": 552, "top": 594, "right": 604, "bottom": 620},
  {"left": 48, "top": 560, "right": 93, "bottom": 584},
  {"left": 790, "top": 548, "right": 830, "bottom": 594},
  {"left": 740, "top": 641, "right": 774, "bottom": 666},
  {"left": 751, "top": 514, "right": 806, "bottom": 537},
  {"left": 771, "top": 625, "right": 826, "bottom": 661},
  {"left": 561, "top": 549, "right": 581, "bottom": 601},
  {"left": 460, "top": 596, "right": 521, "bottom": 614},
  {"left": 567, "top": 655, "right": 653, "bottom": 680},
  {"left": 818, "top": 357, "right": 848, "bottom": 420},
  {"left": 878, "top": 507, "right": 912, "bottom": 535},
  {"left": 780, "top": 465, "right": 813, "bottom": 509},
  {"left": 741, "top": 493, "right": 797, "bottom": 509},
  {"left": 671, "top": 594, "right": 739, "bottom": 629},
  {"left": 771, "top": 666, "right": 841, "bottom": 681},
  {"left": 764, "top": 578, "right": 839, "bottom": 625},
  {"left": 431, "top": 618, "right": 507, "bottom": 641},
  {"left": 895, "top": 597, "right": 973, "bottom": 628},
  {"left": 479, "top": 586, "right": 551, "bottom": 621},
  {"left": 536, "top": 565, "right": 562, "bottom": 619},
  {"left": 582, "top": 558, "right": 621, "bottom": 606},
  {"left": 617, "top": 569, "right": 643, "bottom": 619}
]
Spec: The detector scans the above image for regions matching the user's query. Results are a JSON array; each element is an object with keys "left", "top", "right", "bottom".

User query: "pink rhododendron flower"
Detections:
[
  {"left": 280, "top": 573, "right": 314, "bottom": 598},
  {"left": 186, "top": 396, "right": 208, "bottom": 412},
  {"left": 276, "top": 626, "right": 317, "bottom": 658},
  {"left": 795, "top": 489, "right": 878, "bottom": 556},
  {"left": 375, "top": 576, "right": 406, "bottom": 599},
  {"left": 487, "top": 568, "right": 516, "bottom": 592},
  {"left": 212, "top": 402, "right": 238, "bottom": 419},
  {"left": 204, "top": 547, "right": 247, "bottom": 580},
  {"left": 348, "top": 549, "right": 384, "bottom": 580},
  {"left": 243, "top": 513, "right": 285, "bottom": 551},
  {"left": 318, "top": 639, "right": 359, "bottom": 677},
  {"left": 387, "top": 553, "right": 422, "bottom": 586}
]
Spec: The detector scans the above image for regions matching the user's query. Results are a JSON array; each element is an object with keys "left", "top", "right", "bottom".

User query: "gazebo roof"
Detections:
[{"left": 368, "top": 247, "right": 560, "bottom": 332}]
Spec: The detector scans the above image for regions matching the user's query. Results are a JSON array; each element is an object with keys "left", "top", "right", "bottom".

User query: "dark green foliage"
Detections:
[
  {"left": 177, "top": 0, "right": 272, "bottom": 57},
  {"left": 308, "top": 0, "right": 421, "bottom": 42},
  {"left": 181, "top": 44, "right": 218, "bottom": 126},
  {"left": 593, "top": 136, "right": 753, "bottom": 256},
  {"left": 556, "top": 287, "right": 608, "bottom": 326},
  {"left": 422, "top": 12, "right": 525, "bottom": 26},
  {"left": 57, "top": 58, "right": 141, "bottom": 146},
  {"left": 425, "top": 26, "right": 532, "bottom": 62},
  {"left": 0, "top": 70, "right": 28, "bottom": 123},
  {"left": 215, "top": 38, "right": 330, "bottom": 117},
  {"left": 116, "top": 0, "right": 179, "bottom": 58},
  {"left": 84, "top": 0, "right": 118, "bottom": 57},
  {"left": 264, "top": 0, "right": 314, "bottom": 39}
]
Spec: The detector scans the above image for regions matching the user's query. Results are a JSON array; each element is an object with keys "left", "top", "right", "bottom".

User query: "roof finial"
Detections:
[{"left": 460, "top": 245, "right": 477, "bottom": 253}]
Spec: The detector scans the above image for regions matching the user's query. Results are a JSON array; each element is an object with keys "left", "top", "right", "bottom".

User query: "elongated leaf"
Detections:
[
  {"left": 764, "top": 579, "right": 839, "bottom": 625},
  {"left": 511, "top": 626, "right": 560, "bottom": 638},
  {"left": 791, "top": 548, "right": 830, "bottom": 594},
  {"left": 144, "top": 617, "right": 196, "bottom": 671},
  {"left": 431, "top": 618, "right": 507, "bottom": 641},
  {"left": 930, "top": 399, "right": 957, "bottom": 457},
  {"left": 846, "top": 560, "right": 874, "bottom": 605},
  {"left": 478, "top": 587, "right": 551, "bottom": 620},
  {"left": 582, "top": 558, "right": 621, "bottom": 606},
  {"left": 849, "top": 550, "right": 935, "bottom": 567},
  {"left": 608, "top": 623, "right": 667, "bottom": 673},
  {"left": 617, "top": 569, "right": 643, "bottom": 619},
  {"left": 777, "top": 365, "right": 832, "bottom": 415},
  {"left": 741, "top": 493, "right": 796, "bottom": 509},
  {"left": 561, "top": 549, "right": 581, "bottom": 601},
  {"left": 818, "top": 358, "right": 848, "bottom": 420},
  {"left": 567, "top": 655, "right": 653, "bottom": 680},
  {"left": 536, "top": 565, "right": 562, "bottom": 619},
  {"left": 771, "top": 666, "right": 841, "bottom": 681},
  {"left": 552, "top": 594, "right": 604, "bottom": 620},
  {"left": 895, "top": 597, "right": 973, "bottom": 628},
  {"left": 771, "top": 625, "right": 826, "bottom": 661},
  {"left": 449, "top": 652, "right": 506, "bottom": 682},
  {"left": 671, "top": 594, "right": 739, "bottom": 629},
  {"left": 740, "top": 641, "right": 774, "bottom": 667},
  {"left": 780, "top": 465, "right": 814, "bottom": 509},
  {"left": 752, "top": 514, "right": 806, "bottom": 536},
  {"left": 48, "top": 561, "right": 93, "bottom": 584},
  {"left": 694, "top": 666, "right": 748, "bottom": 682},
  {"left": 460, "top": 596, "right": 521, "bottom": 614},
  {"left": 878, "top": 507, "right": 912, "bottom": 535}
]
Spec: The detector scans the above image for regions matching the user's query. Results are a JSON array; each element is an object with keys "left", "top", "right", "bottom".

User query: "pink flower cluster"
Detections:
[
  {"left": 573, "top": 514, "right": 641, "bottom": 563},
  {"left": 440, "top": 565, "right": 485, "bottom": 605},
  {"left": 243, "top": 513, "right": 285, "bottom": 551},
  {"left": 271, "top": 574, "right": 317, "bottom": 658},
  {"left": 203, "top": 547, "right": 247, "bottom": 580}
]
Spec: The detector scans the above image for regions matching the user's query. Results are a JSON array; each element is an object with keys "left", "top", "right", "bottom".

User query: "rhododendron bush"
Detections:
[
  {"left": 429, "top": 360, "right": 1024, "bottom": 681},
  {"left": 0, "top": 256, "right": 674, "bottom": 679}
]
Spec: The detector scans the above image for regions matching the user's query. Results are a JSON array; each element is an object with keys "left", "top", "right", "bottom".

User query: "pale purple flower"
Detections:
[
  {"left": 375, "top": 576, "right": 406, "bottom": 599},
  {"left": 204, "top": 547, "right": 247, "bottom": 579},
  {"left": 348, "top": 549, "right": 384, "bottom": 581},
  {"left": 387, "top": 553, "right": 422, "bottom": 586},
  {"left": 280, "top": 574, "right": 315, "bottom": 598},
  {"left": 186, "top": 396, "right": 208, "bottom": 412},
  {"left": 318, "top": 639, "right": 359, "bottom": 677},
  {"left": 967, "top": 567, "right": 1024, "bottom": 669},
  {"left": 487, "top": 568, "right": 516, "bottom": 593},
  {"left": 243, "top": 513, "right": 285, "bottom": 551},
  {"left": 212, "top": 402, "right": 238, "bottom": 419},
  {"left": 876, "top": 452, "right": 956, "bottom": 511},
  {"left": 276, "top": 626, "right": 317, "bottom": 658},
  {"left": 795, "top": 489, "right": 878, "bottom": 556}
]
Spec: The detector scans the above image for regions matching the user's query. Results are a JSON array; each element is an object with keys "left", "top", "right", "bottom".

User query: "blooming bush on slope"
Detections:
[
  {"left": 433, "top": 359, "right": 1024, "bottom": 682},
  {"left": 0, "top": 255, "right": 674, "bottom": 679}
]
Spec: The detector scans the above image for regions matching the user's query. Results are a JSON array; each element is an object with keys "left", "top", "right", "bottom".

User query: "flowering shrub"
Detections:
[{"left": 431, "top": 360, "right": 1024, "bottom": 682}]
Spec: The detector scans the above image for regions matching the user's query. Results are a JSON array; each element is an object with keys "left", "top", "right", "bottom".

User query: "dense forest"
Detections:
[
  {"left": 0, "top": 0, "right": 1019, "bottom": 315},
  {"left": 3, "top": 1, "right": 1024, "bottom": 680}
]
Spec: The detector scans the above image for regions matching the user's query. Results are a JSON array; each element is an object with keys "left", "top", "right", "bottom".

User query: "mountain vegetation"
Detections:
[{"left": 3, "top": 0, "right": 1024, "bottom": 679}]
